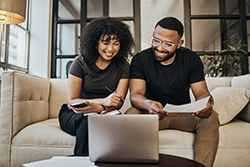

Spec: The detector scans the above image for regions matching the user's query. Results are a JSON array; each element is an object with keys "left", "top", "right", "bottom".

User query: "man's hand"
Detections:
[
  {"left": 147, "top": 100, "right": 168, "bottom": 120},
  {"left": 192, "top": 100, "right": 213, "bottom": 118},
  {"left": 191, "top": 81, "right": 214, "bottom": 118}
]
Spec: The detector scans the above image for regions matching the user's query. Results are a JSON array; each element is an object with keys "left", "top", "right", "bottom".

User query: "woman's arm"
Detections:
[
  {"left": 67, "top": 74, "right": 83, "bottom": 105},
  {"left": 67, "top": 74, "right": 129, "bottom": 113},
  {"left": 67, "top": 74, "right": 103, "bottom": 113},
  {"left": 105, "top": 78, "right": 129, "bottom": 111}
]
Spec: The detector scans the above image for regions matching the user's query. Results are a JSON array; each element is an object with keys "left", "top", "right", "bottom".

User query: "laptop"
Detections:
[{"left": 88, "top": 115, "right": 159, "bottom": 163}]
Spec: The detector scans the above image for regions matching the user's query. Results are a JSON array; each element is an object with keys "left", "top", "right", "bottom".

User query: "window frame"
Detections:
[
  {"left": 184, "top": 0, "right": 249, "bottom": 74},
  {"left": 0, "top": 0, "right": 30, "bottom": 73}
]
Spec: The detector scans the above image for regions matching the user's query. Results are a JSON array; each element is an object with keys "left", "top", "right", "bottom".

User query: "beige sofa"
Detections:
[{"left": 0, "top": 71, "right": 250, "bottom": 167}]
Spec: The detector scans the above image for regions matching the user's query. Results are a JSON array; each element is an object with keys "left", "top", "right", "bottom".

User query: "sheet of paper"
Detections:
[
  {"left": 163, "top": 96, "right": 210, "bottom": 113},
  {"left": 23, "top": 159, "right": 51, "bottom": 167},
  {"left": 83, "top": 112, "right": 98, "bottom": 116},
  {"left": 23, "top": 156, "right": 97, "bottom": 167},
  {"left": 47, "top": 156, "right": 96, "bottom": 167},
  {"left": 84, "top": 110, "right": 121, "bottom": 116},
  {"left": 103, "top": 110, "right": 121, "bottom": 115}
]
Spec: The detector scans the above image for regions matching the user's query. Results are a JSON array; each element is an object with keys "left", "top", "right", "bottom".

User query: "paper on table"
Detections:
[
  {"left": 23, "top": 156, "right": 97, "bottom": 167},
  {"left": 23, "top": 159, "right": 51, "bottom": 167},
  {"left": 163, "top": 96, "right": 210, "bottom": 113}
]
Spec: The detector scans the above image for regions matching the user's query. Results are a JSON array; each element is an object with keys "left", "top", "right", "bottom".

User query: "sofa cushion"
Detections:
[
  {"left": 236, "top": 103, "right": 250, "bottom": 123},
  {"left": 231, "top": 74, "right": 250, "bottom": 89},
  {"left": 49, "top": 79, "right": 68, "bottom": 118},
  {"left": 210, "top": 87, "right": 250, "bottom": 125},
  {"left": 214, "top": 119, "right": 250, "bottom": 167},
  {"left": 159, "top": 130, "right": 195, "bottom": 160},
  {"left": 189, "top": 77, "right": 232, "bottom": 103},
  {"left": 205, "top": 77, "right": 232, "bottom": 92},
  {"left": 12, "top": 119, "right": 75, "bottom": 148},
  {"left": 231, "top": 74, "right": 250, "bottom": 123},
  {"left": 219, "top": 119, "right": 250, "bottom": 148}
]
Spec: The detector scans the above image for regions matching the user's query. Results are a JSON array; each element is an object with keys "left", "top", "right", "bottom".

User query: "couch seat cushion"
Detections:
[
  {"left": 12, "top": 119, "right": 75, "bottom": 148},
  {"left": 159, "top": 129, "right": 195, "bottom": 159},
  {"left": 219, "top": 119, "right": 250, "bottom": 149}
]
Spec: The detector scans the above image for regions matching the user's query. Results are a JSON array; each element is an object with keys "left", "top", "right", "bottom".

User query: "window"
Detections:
[
  {"left": 184, "top": 0, "right": 249, "bottom": 74},
  {"left": 51, "top": 0, "right": 140, "bottom": 78},
  {"left": 0, "top": 0, "right": 30, "bottom": 74}
]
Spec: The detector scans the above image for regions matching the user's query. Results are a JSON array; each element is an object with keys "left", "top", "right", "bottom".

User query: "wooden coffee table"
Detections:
[{"left": 79, "top": 154, "right": 205, "bottom": 167}]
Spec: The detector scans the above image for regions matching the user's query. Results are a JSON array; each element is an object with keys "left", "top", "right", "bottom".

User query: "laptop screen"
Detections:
[{"left": 88, "top": 115, "right": 159, "bottom": 163}]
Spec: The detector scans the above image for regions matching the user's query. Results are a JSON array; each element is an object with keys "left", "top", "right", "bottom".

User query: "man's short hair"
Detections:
[{"left": 155, "top": 17, "right": 184, "bottom": 38}]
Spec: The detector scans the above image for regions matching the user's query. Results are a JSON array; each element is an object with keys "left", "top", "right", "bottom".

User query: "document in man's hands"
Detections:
[{"left": 163, "top": 96, "right": 210, "bottom": 113}]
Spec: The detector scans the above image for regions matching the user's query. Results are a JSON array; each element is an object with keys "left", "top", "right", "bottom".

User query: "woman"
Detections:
[{"left": 58, "top": 17, "right": 134, "bottom": 155}]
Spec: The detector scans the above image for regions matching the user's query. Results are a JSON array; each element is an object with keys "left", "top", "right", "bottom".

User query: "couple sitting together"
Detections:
[{"left": 58, "top": 16, "right": 219, "bottom": 167}]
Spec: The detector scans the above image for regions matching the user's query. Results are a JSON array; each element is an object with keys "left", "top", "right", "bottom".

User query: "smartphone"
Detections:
[{"left": 71, "top": 102, "right": 88, "bottom": 108}]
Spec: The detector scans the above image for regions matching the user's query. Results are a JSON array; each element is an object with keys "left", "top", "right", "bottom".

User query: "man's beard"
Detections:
[{"left": 153, "top": 47, "right": 177, "bottom": 62}]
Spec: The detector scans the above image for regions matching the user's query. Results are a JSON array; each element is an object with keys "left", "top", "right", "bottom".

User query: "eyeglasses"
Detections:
[{"left": 151, "top": 37, "right": 179, "bottom": 51}]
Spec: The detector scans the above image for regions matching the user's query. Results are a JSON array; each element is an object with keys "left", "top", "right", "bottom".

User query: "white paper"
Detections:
[
  {"left": 83, "top": 112, "right": 98, "bottom": 116},
  {"left": 84, "top": 110, "right": 121, "bottom": 116},
  {"left": 23, "top": 156, "right": 97, "bottom": 167},
  {"left": 23, "top": 159, "right": 51, "bottom": 167},
  {"left": 104, "top": 110, "right": 121, "bottom": 115},
  {"left": 163, "top": 96, "right": 210, "bottom": 113}
]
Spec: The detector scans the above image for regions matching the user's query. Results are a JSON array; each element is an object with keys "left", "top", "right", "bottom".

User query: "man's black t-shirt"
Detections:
[
  {"left": 69, "top": 55, "right": 130, "bottom": 99},
  {"left": 130, "top": 47, "right": 204, "bottom": 106}
]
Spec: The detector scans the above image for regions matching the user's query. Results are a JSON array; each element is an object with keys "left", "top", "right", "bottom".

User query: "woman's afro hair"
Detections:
[{"left": 80, "top": 17, "right": 135, "bottom": 65}]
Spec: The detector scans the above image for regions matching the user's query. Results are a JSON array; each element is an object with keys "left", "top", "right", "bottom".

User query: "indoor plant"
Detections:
[{"left": 201, "top": 40, "right": 247, "bottom": 77}]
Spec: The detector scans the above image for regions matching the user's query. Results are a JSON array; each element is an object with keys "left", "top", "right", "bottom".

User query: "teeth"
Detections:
[
  {"left": 156, "top": 51, "right": 165, "bottom": 56},
  {"left": 106, "top": 52, "right": 112, "bottom": 56}
]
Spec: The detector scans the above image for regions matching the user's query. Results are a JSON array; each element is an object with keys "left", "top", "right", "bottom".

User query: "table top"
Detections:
[{"left": 77, "top": 154, "right": 205, "bottom": 167}]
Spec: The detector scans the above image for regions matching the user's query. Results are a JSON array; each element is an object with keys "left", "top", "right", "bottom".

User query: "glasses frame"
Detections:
[{"left": 151, "top": 36, "right": 180, "bottom": 51}]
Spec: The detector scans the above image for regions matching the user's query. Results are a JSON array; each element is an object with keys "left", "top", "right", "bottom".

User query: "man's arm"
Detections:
[
  {"left": 129, "top": 78, "right": 167, "bottom": 119},
  {"left": 191, "top": 80, "right": 214, "bottom": 118}
]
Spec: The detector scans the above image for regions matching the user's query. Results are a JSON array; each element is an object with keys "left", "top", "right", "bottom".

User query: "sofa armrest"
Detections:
[
  {"left": 237, "top": 103, "right": 250, "bottom": 123},
  {"left": 49, "top": 79, "right": 68, "bottom": 118},
  {"left": 0, "top": 71, "right": 50, "bottom": 135},
  {"left": 0, "top": 71, "right": 50, "bottom": 166}
]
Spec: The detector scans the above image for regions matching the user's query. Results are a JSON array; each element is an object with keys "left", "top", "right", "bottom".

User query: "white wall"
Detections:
[
  {"left": 141, "top": 0, "right": 184, "bottom": 50},
  {"left": 29, "top": 0, "right": 52, "bottom": 78}
]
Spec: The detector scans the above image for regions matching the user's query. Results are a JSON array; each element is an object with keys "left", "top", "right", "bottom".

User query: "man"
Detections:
[{"left": 126, "top": 17, "right": 219, "bottom": 167}]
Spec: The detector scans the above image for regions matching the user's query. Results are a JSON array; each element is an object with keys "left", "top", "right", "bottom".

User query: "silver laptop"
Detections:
[{"left": 88, "top": 115, "right": 159, "bottom": 163}]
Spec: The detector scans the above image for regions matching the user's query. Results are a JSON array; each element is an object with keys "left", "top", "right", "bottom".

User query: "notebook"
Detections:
[{"left": 88, "top": 114, "right": 159, "bottom": 163}]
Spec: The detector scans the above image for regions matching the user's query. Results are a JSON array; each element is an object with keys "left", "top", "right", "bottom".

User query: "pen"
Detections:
[
  {"left": 105, "top": 86, "right": 124, "bottom": 103},
  {"left": 105, "top": 86, "right": 113, "bottom": 93}
]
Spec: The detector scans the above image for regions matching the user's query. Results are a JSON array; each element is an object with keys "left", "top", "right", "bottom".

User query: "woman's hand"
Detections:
[
  {"left": 103, "top": 93, "right": 123, "bottom": 107},
  {"left": 71, "top": 101, "right": 102, "bottom": 114}
]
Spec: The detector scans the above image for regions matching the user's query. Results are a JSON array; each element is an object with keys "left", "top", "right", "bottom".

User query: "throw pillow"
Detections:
[
  {"left": 210, "top": 87, "right": 250, "bottom": 125},
  {"left": 232, "top": 74, "right": 250, "bottom": 90}
]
